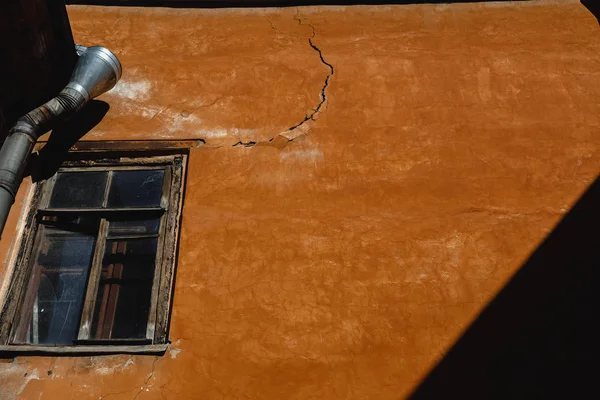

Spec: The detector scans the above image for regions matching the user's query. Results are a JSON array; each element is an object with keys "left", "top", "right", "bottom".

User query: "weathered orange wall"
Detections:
[{"left": 1, "top": 1, "right": 599, "bottom": 398}]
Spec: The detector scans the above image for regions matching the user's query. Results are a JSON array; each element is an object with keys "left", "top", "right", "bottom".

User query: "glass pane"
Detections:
[
  {"left": 40, "top": 214, "right": 100, "bottom": 235},
  {"left": 107, "top": 170, "right": 165, "bottom": 208},
  {"left": 108, "top": 217, "right": 161, "bottom": 237},
  {"left": 13, "top": 227, "right": 96, "bottom": 345},
  {"left": 49, "top": 172, "right": 108, "bottom": 208},
  {"left": 91, "top": 238, "right": 158, "bottom": 339}
]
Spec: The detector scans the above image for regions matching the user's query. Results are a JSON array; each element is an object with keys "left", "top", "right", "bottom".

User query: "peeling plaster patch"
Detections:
[
  {"left": 169, "top": 348, "right": 182, "bottom": 359},
  {"left": 280, "top": 149, "right": 324, "bottom": 162},
  {"left": 107, "top": 78, "right": 152, "bottom": 101},
  {"left": 0, "top": 361, "right": 28, "bottom": 377},
  {"left": 91, "top": 356, "right": 135, "bottom": 375},
  {"left": 0, "top": 360, "right": 42, "bottom": 397},
  {"left": 280, "top": 122, "right": 312, "bottom": 141},
  {"left": 169, "top": 339, "right": 183, "bottom": 359},
  {"left": 17, "top": 369, "right": 39, "bottom": 395}
]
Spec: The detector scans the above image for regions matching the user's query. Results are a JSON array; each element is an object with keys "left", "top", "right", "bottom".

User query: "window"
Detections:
[{"left": 0, "top": 154, "right": 185, "bottom": 354}]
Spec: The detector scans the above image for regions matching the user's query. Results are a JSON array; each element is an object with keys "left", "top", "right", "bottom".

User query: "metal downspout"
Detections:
[{"left": 0, "top": 45, "right": 121, "bottom": 237}]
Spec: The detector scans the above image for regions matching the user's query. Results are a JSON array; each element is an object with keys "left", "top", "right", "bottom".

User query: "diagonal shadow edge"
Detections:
[
  {"left": 581, "top": 0, "right": 600, "bottom": 24},
  {"left": 409, "top": 176, "right": 599, "bottom": 399}
]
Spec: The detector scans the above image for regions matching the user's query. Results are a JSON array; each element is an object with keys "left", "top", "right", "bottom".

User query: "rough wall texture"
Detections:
[{"left": 1, "top": 1, "right": 599, "bottom": 398}]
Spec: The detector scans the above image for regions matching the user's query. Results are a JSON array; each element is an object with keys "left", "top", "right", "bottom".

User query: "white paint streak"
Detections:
[
  {"left": 107, "top": 79, "right": 152, "bottom": 101},
  {"left": 112, "top": 102, "right": 163, "bottom": 119},
  {"left": 280, "top": 149, "right": 324, "bottom": 162},
  {"left": 164, "top": 113, "right": 203, "bottom": 135},
  {"left": 93, "top": 78, "right": 263, "bottom": 141},
  {"left": 94, "top": 367, "right": 113, "bottom": 376},
  {"left": 87, "top": 130, "right": 109, "bottom": 137},
  {"left": 110, "top": 96, "right": 258, "bottom": 139},
  {"left": 193, "top": 129, "right": 228, "bottom": 139},
  {"left": 191, "top": 128, "right": 257, "bottom": 139},
  {"left": 123, "top": 358, "right": 134, "bottom": 369}
]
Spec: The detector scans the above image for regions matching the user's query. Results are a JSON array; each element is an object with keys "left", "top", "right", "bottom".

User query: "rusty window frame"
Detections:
[{"left": 0, "top": 153, "right": 186, "bottom": 355}]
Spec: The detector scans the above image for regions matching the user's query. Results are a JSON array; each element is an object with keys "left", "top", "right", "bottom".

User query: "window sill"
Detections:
[{"left": 0, "top": 343, "right": 168, "bottom": 357}]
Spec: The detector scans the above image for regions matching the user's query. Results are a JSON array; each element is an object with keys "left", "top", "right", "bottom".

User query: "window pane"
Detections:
[
  {"left": 49, "top": 172, "right": 108, "bottom": 208},
  {"left": 40, "top": 214, "right": 100, "bottom": 235},
  {"left": 107, "top": 170, "right": 165, "bottom": 208},
  {"left": 91, "top": 238, "right": 158, "bottom": 339},
  {"left": 108, "top": 217, "right": 161, "bottom": 237},
  {"left": 13, "top": 227, "right": 96, "bottom": 345}
]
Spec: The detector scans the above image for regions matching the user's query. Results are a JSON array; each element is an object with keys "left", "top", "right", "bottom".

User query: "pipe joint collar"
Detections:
[
  {"left": 0, "top": 180, "right": 17, "bottom": 200},
  {"left": 8, "top": 121, "right": 38, "bottom": 142}
]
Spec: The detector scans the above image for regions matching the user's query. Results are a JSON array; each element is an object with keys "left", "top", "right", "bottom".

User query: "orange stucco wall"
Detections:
[{"left": 1, "top": 1, "right": 599, "bottom": 398}]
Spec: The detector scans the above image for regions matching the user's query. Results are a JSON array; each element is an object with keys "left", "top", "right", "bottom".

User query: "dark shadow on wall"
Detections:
[
  {"left": 581, "top": 0, "right": 600, "bottom": 23},
  {"left": 27, "top": 100, "right": 110, "bottom": 182},
  {"left": 66, "top": 0, "right": 514, "bottom": 8},
  {"left": 409, "top": 177, "right": 599, "bottom": 399}
]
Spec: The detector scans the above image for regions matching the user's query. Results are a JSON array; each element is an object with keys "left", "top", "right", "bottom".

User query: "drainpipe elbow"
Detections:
[
  {"left": 0, "top": 45, "right": 121, "bottom": 237},
  {"left": 10, "top": 86, "right": 87, "bottom": 141}
]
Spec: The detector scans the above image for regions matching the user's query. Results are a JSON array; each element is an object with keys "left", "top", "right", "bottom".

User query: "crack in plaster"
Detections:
[
  {"left": 286, "top": 38, "right": 334, "bottom": 132},
  {"left": 233, "top": 12, "right": 334, "bottom": 149},
  {"left": 98, "top": 357, "right": 161, "bottom": 400},
  {"left": 232, "top": 141, "right": 257, "bottom": 148},
  {"left": 132, "top": 357, "right": 160, "bottom": 400}
]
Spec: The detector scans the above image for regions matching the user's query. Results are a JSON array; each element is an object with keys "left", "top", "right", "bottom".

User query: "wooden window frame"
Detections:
[{"left": 0, "top": 153, "right": 186, "bottom": 356}]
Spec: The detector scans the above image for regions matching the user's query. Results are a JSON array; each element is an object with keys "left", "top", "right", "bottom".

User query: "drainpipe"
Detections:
[{"left": 0, "top": 45, "right": 122, "bottom": 237}]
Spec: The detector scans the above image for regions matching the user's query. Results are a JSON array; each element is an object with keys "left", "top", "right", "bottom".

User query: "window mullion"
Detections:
[
  {"left": 77, "top": 218, "right": 109, "bottom": 340},
  {"left": 102, "top": 171, "right": 113, "bottom": 208}
]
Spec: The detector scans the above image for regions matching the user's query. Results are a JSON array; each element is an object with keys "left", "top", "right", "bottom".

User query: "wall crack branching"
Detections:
[
  {"left": 233, "top": 13, "right": 334, "bottom": 149},
  {"left": 287, "top": 37, "right": 334, "bottom": 132},
  {"left": 132, "top": 356, "right": 161, "bottom": 400}
]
